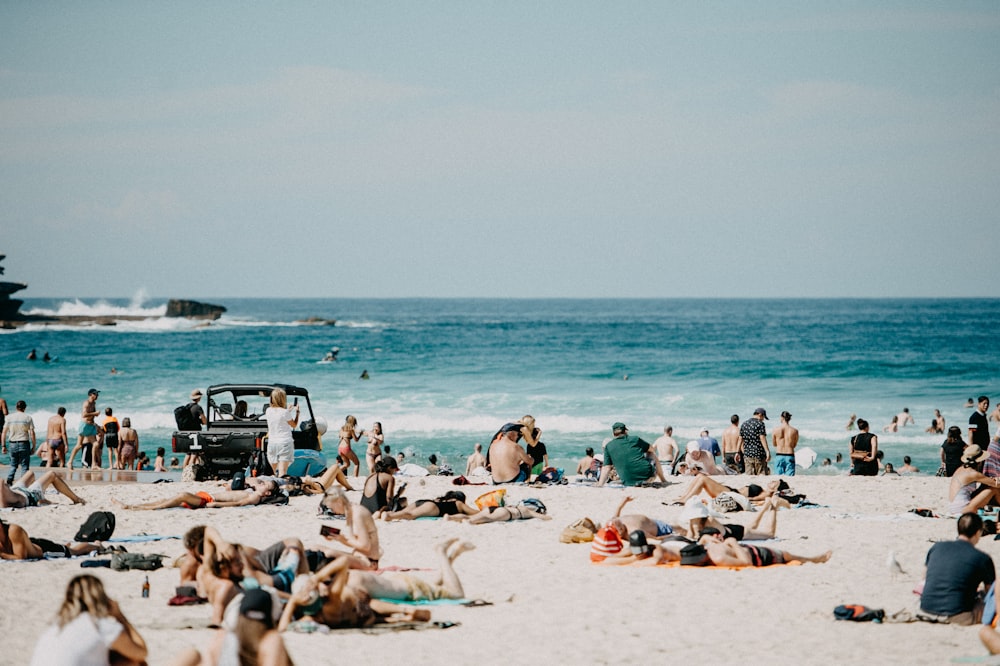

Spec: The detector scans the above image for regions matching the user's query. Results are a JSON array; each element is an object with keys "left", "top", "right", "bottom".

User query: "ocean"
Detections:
[{"left": 2, "top": 297, "right": 999, "bottom": 476}]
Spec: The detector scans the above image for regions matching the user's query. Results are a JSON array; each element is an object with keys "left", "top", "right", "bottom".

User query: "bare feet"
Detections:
[{"left": 446, "top": 540, "right": 476, "bottom": 562}]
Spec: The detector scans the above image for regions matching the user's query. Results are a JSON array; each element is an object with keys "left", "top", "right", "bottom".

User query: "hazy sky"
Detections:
[{"left": 2, "top": 2, "right": 998, "bottom": 298}]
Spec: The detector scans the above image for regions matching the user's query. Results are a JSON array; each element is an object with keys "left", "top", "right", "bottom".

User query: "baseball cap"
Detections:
[
  {"left": 239, "top": 589, "right": 276, "bottom": 628},
  {"left": 87, "top": 388, "right": 100, "bottom": 396},
  {"left": 628, "top": 530, "right": 653, "bottom": 556},
  {"left": 612, "top": 422, "right": 627, "bottom": 432},
  {"left": 754, "top": 407, "right": 769, "bottom": 420},
  {"left": 680, "top": 543, "right": 710, "bottom": 566}
]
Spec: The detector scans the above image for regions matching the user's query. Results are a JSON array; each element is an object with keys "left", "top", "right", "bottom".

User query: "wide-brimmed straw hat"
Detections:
[{"left": 962, "top": 444, "right": 989, "bottom": 464}]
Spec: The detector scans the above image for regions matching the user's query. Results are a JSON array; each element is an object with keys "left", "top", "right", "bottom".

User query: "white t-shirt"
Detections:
[
  {"left": 5, "top": 411, "right": 34, "bottom": 442},
  {"left": 264, "top": 406, "right": 297, "bottom": 446},
  {"left": 29, "top": 613, "right": 123, "bottom": 666}
]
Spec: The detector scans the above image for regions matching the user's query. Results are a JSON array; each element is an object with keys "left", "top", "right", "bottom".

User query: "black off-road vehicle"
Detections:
[{"left": 171, "top": 383, "right": 322, "bottom": 480}]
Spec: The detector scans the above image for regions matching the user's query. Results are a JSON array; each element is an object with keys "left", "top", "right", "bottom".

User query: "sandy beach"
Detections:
[{"left": 1, "top": 470, "right": 994, "bottom": 665}]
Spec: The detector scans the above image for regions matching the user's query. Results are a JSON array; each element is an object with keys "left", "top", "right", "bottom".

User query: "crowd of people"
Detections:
[{"left": 5, "top": 390, "right": 1000, "bottom": 663}]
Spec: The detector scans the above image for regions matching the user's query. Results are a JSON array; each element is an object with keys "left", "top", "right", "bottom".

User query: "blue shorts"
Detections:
[
  {"left": 654, "top": 519, "right": 673, "bottom": 537},
  {"left": 78, "top": 422, "right": 98, "bottom": 437},
  {"left": 774, "top": 454, "right": 796, "bottom": 476}
]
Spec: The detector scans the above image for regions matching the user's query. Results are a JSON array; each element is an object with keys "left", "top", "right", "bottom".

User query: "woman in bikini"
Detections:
[
  {"left": 359, "top": 456, "right": 397, "bottom": 516},
  {"left": 382, "top": 491, "right": 478, "bottom": 521},
  {"left": 117, "top": 417, "right": 139, "bottom": 470},
  {"left": 338, "top": 416, "right": 362, "bottom": 477},
  {"left": 947, "top": 444, "right": 1000, "bottom": 515},
  {"left": 364, "top": 422, "right": 384, "bottom": 475}
]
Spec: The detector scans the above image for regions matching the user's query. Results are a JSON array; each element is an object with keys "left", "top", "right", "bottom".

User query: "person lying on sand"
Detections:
[
  {"left": 447, "top": 499, "right": 551, "bottom": 524},
  {"left": 381, "top": 490, "right": 478, "bottom": 521},
  {"left": 0, "top": 518, "right": 104, "bottom": 560},
  {"left": 112, "top": 478, "right": 280, "bottom": 510},
  {"left": 674, "top": 475, "right": 793, "bottom": 508},
  {"left": 604, "top": 495, "right": 687, "bottom": 541},
  {"left": 602, "top": 528, "right": 831, "bottom": 567},
  {"left": 279, "top": 539, "right": 475, "bottom": 630},
  {"left": 0, "top": 470, "right": 85, "bottom": 508},
  {"left": 681, "top": 495, "right": 783, "bottom": 541}
]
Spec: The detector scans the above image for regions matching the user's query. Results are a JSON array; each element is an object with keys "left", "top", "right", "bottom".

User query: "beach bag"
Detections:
[
  {"left": 111, "top": 552, "right": 164, "bottom": 571},
  {"left": 560, "top": 518, "right": 598, "bottom": 544},
  {"left": 174, "top": 403, "right": 200, "bottom": 431},
  {"left": 475, "top": 489, "right": 507, "bottom": 510},
  {"left": 833, "top": 605, "right": 885, "bottom": 623},
  {"left": 75, "top": 511, "right": 116, "bottom": 542},
  {"left": 712, "top": 493, "right": 743, "bottom": 513},
  {"left": 590, "top": 525, "right": 623, "bottom": 562}
]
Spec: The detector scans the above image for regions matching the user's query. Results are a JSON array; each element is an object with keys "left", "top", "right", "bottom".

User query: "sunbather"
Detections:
[
  {"left": 0, "top": 518, "right": 103, "bottom": 560},
  {"left": 681, "top": 495, "right": 782, "bottom": 540},
  {"left": 381, "top": 490, "right": 478, "bottom": 521},
  {"left": 605, "top": 495, "right": 686, "bottom": 541},
  {"left": 449, "top": 500, "right": 551, "bottom": 524},
  {"left": 279, "top": 539, "right": 474, "bottom": 630},
  {"left": 315, "top": 487, "right": 382, "bottom": 568},
  {"left": 112, "top": 478, "right": 279, "bottom": 510},
  {"left": 698, "top": 531, "right": 832, "bottom": 567},
  {"left": 0, "top": 470, "right": 86, "bottom": 508}
]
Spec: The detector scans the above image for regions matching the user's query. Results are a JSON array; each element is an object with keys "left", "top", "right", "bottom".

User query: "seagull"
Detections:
[{"left": 887, "top": 551, "right": 906, "bottom": 579}]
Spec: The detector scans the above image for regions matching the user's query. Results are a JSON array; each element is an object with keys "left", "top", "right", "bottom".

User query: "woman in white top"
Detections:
[
  {"left": 265, "top": 388, "right": 299, "bottom": 477},
  {"left": 30, "top": 574, "right": 147, "bottom": 666}
]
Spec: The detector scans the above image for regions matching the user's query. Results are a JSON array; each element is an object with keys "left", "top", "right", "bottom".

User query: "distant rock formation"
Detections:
[
  {"left": 165, "top": 299, "right": 227, "bottom": 320},
  {"left": 0, "top": 255, "right": 27, "bottom": 321}
]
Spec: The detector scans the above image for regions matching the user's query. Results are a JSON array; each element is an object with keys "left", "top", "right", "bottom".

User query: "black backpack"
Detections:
[
  {"left": 174, "top": 403, "right": 201, "bottom": 431},
  {"left": 248, "top": 448, "right": 274, "bottom": 478},
  {"left": 75, "top": 511, "right": 116, "bottom": 542}
]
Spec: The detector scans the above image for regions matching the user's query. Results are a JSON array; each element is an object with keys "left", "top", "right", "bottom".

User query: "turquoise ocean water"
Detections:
[{"left": 2, "top": 298, "right": 999, "bottom": 476}]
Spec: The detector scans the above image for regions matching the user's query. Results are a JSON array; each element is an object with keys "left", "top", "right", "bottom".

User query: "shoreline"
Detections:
[{"left": 2, "top": 473, "right": 996, "bottom": 664}]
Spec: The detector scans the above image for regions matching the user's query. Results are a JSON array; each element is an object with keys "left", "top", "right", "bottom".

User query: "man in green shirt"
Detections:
[{"left": 596, "top": 422, "right": 668, "bottom": 487}]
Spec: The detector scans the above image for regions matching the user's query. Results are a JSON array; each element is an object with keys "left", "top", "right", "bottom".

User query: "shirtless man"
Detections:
[
  {"left": 279, "top": 539, "right": 474, "bottom": 631},
  {"left": 45, "top": 407, "right": 69, "bottom": 468},
  {"left": 772, "top": 411, "right": 799, "bottom": 476},
  {"left": 896, "top": 407, "right": 915, "bottom": 427},
  {"left": 68, "top": 388, "right": 101, "bottom": 470},
  {"left": 488, "top": 425, "right": 534, "bottom": 484},
  {"left": 316, "top": 487, "right": 382, "bottom": 568},
  {"left": 0, "top": 518, "right": 102, "bottom": 560},
  {"left": 0, "top": 470, "right": 86, "bottom": 508},
  {"left": 465, "top": 443, "right": 486, "bottom": 476},
  {"left": 112, "top": 478, "right": 280, "bottom": 510},
  {"left": 185, "top": 526, "right": 246, "bottom": 626},
  {"left": 722, "top": 415, "right": 743, "bottom": 472},
  {"left": 653, "top": 426, "right": 678, "bottom": 470},
  {"left": 606, "top": 495, "right": 685, "bottom": 541}
]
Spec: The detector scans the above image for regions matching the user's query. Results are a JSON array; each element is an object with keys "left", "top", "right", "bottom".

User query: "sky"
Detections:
[{"left": 1, "top": 2, "right": 998, "bottom": 299}]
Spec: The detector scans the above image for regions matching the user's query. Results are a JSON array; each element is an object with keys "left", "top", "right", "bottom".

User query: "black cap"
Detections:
[
  {"left": 239, "top": 589, "right": 275, "bottom": 628},
  {"left": 680, "top": 543, "right": 710, "bottom": 566},
  {"left": 88, "top": 388, "right": 100, "bottom": 396}
]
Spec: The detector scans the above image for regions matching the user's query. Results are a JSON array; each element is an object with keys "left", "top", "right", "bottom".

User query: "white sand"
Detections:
[{"left": 1, "top": 472, "right": 993, "bottom": 665}]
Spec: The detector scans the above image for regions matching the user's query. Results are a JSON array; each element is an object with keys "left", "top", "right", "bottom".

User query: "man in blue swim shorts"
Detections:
[
  {"left": 772, "top": 411, "right": 799, "bottom": 476},
  {"left": 68, "top": 388, "right": 101, "bottom": 470},
  {"left": 606, "top": 495, "right": 683, "bottom": 542}
]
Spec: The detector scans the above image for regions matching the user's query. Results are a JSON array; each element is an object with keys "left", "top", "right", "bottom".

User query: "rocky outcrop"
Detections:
[{"left": 165, "top": 299, "right": 227, "bottom": 320}]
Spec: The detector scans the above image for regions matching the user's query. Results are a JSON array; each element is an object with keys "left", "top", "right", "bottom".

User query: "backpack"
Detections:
[
  {"left": 519, "top": 498, "right": 547, "bottom": 514},
  {"left": 174, "top": 403, "right": 201, "bottom": 431},
  {"left": 833, "top": 604, "right": 886, "bottom": 623},
  {"left": 75, "top": 511, "right": 116, "bottom": 542},
  {"left": 111, "top": 552, "right": 164, "bottom": 571},
  {"left": 248, "top": 448, "right": 274, "bottom": 478}
]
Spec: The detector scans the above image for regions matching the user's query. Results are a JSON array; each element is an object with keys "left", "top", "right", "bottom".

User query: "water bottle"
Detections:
[{"left": 141, "top": 575, "right": 150, "bottom": 599}]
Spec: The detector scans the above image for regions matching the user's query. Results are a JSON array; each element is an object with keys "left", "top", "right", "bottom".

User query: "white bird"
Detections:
[{"left": 887, "top": 550, "right": 906, "bottom": 579}]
